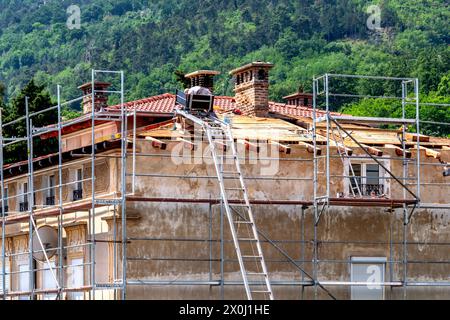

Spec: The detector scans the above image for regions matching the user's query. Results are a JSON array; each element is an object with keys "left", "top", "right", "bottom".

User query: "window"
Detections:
[
  {"left": 68, "top": 258, "right": 84, "bottom": 300},
  {"left": 0, "top": 259, "right": 10, "bottom": 296},
  {"left": 46, "top": 175, "right": 56, "bottom": 206},
  {"left": 1, "top": 187, "right": 8, "bottom": 216},
  {"left": 348, "top": 163, "right": 385, "bottom": 197},
  {"left": 20, "top": 182, "right": 29, "bottom": 212},
  {"left": 73, "top": 169, "right": 83, "bottom": 201},
  {"left": 351, "top": 257, "right": 386, "bottom": 300},
  {"left": 18, "top": 264, "right": 30, "bottom": 300},
  {"left": 42, "top": 262, "right": 57, "bottom": 300}
]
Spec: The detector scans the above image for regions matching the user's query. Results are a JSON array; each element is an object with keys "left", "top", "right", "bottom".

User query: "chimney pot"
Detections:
[
  {"left": 230, "top": 61, "right": 274, "bottom": 117},
  {"left": 78, "top": 81, "right": 111, "bottom": 114},
  {"left": 185, "top": 70, "right": 220, "bottom": 93},
  {"left": 283, "top": 90, "right": 313, "bottom": 107}
]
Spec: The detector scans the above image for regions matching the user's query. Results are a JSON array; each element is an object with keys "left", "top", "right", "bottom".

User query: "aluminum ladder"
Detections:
[
  {"left": 331, "top": 125, "right": 362, "bottom": 197},
  {"left": 177, "top": 110, "right": 274, "bottom": 300}
]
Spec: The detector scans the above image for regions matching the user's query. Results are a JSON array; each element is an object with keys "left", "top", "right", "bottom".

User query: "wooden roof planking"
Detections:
[{"left": 137, "top": 114, "right": 450, "bottom": 153}]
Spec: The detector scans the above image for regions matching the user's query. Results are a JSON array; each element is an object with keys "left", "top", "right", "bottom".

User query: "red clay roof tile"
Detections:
[{"left": 108, "top": 93, "right": 331, "bottom": 118}]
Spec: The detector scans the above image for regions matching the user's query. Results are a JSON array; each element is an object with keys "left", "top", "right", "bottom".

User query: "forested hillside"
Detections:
[{"left": 0, "top": 0, "right": 448, "bottom": 134}]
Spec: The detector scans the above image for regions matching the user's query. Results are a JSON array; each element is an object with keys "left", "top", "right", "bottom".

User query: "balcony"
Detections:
[
  {"left": 350, "top": 184, "right": 385, "bottom": 198},
  {"left": 73, "top": 189, "right": 83, "bottom": 201},
  {"left": 0, "top": 206, "right": 8, "bottom": 217},
  {"left": 19, "top": 202, "right": 29, "bottom": 212},
  {"left": 46, "top": 196, "right": 56, "bottom": 206}
]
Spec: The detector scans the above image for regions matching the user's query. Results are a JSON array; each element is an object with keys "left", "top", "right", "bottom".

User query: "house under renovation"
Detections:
[{"left": 0, "top": 62, "right": 449, "bottom": 300}]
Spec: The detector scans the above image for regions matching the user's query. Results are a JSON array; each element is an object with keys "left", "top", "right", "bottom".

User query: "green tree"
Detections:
[{"left": 3, "top": 80, "right": 57, "bottom": 163}]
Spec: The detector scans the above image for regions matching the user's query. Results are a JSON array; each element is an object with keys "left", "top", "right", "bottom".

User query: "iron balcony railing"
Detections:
[
  {"left": 46, "top": 196, "right": 56, "bottom": 206},
  {"left": 73, "top": 189, "right": 83, "bottom": 201},
  {"left": 19, "top": 202, "right": 29, "bottom": 212},
  {"left": 350, "top": 184, "right": 385, "bottom": 197},
  {"left": 0, "top": 205, "right": 8, "bottom": 217}
]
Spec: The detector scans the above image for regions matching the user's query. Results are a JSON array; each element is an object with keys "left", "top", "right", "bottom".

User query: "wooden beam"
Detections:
[
  {"left": 145, "top": 136, "right": 167, "bottom": 150},
  {"left": 237, "top": 139, "right": 260, "bottom": 153},
  {"left": 442, "top": 146, "right": 450, "bottom": 151},
  {"left": 298, "top": 141, "right": 322, "bottom": 156},
  {"left": 385, "top": 144, "right": 412, "bottom": 158},
  {"left": 270, "top": 141, "right": 292, "bottom": 155},
  {"left": 361, "top": 144, "right": 383, "bottom": 157},
  {"left": 406, "top": 132, "right": 430, "bottom": 143},
  {"left": 177, "top": 138, "right": 197, "bottom": 151},
  {"left": 330, "top": 141, "right": 353, "bottom": 156},
  {"left": 412, "top": 145, "right": 442, "bottom": 160}
]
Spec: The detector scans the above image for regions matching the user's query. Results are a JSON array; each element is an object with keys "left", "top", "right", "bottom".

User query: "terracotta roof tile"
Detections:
[{"left": 108, "top": 93, "right": 330, "bottom": 119}]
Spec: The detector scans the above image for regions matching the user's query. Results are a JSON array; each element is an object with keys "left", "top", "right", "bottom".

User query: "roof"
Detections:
[{"left": 107, "top": 93, "right": 332, "bottom": 118}]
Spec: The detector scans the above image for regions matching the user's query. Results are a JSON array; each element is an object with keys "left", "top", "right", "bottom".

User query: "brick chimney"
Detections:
[
  {"left": 185, "top": 70, "right": 221, "bottom": 93},
  {"left": 78, "top": 81, "right": 111, "bottom": 114},
  {"left": 230, "top": 61, "right": 274, "bottom": 117}
]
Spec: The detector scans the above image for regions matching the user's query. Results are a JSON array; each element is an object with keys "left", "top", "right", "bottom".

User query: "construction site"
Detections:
[{"left": 0, "top": 62, "right": 449, "bottom": 300}]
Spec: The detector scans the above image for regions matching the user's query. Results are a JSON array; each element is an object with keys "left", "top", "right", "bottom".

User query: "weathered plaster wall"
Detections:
[{"left": 123, "top": 140, "right": 450, "bottom": 300}]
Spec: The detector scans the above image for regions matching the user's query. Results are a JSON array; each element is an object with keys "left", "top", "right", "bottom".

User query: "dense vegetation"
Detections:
[{"left": 0, "top": 0, "right": 448, "bottom": 135}]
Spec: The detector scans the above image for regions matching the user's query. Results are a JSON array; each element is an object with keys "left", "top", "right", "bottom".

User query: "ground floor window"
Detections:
[
  {"left": 68, "top": 258, "right": 84, "bottom": 300},
  {"left": 351, "top": 257, "right": 386, "bottom": 300},
  {"left": 0, "top": 259, "right": 11, "bottom": 296},
  {"left": 42, "top": 261, "right": 58, "bottom": 300},
  {"left": 18, "top": 264, "right": 30, "bottom": 300}
]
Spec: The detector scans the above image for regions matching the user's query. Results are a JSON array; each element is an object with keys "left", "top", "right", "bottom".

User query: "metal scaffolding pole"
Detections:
[
  {"left": 26, "top": 98, "right": 35, "bottom": 300},
  {"left": 0, "top": 108, "right": 6, "bottom": 300},
  {"left": 90, "top": 69, "right": 96, "bottom": 300},
  {"left": 120, "top": 70, "right": 128, "bottom": 300},
  {"left": 57, "top": 85, "right": 65, "bottom": 300}
]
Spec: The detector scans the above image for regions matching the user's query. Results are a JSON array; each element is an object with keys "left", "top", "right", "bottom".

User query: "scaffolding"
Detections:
[
  {"left": 0, "top": 70, "right": 130, "bottom": 300},
  {"left": 0, "top": 71, "right": 449, "bottom": 300}
]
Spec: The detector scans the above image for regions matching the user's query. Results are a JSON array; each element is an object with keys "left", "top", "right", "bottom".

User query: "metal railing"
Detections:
[
  {"left": 46, "top": 196, "right": 55, "bottom": 206},
  {"left": 19, "top": 202, "right": 29, "bottom": 212},
  {"left": 350, "top": 183, "right": 385, "bottom": 197},
  {"left": 73, "top": 189, "right": 83, "bottom": 201}
]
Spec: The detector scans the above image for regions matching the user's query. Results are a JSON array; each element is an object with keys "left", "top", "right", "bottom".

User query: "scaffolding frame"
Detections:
[
  {"left": 0, "top": 69, "right": 129, "bottom": 300},
  {"left": 0, "top": 71, "right": 449, "bottom": 300},
  {"left": 312, "top": 73, "right": 449, "bottom": 299}
]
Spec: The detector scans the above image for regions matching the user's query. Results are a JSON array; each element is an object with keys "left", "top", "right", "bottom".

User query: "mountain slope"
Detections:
[{"left": 0, "top": 0, "right": 448, "bottom": 107}]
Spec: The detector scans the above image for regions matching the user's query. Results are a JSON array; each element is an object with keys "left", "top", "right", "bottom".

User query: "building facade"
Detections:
[{"left": 0, "top": 63, "right": 449, "bottom": 300}]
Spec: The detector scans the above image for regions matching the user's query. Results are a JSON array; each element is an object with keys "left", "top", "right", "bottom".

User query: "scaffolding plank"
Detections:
[{"left": 331, "top": 115, "right": 417, "bottom": 124}]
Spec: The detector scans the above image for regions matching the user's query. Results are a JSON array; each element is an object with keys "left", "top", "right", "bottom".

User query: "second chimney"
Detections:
[
  {"left": 230, "top": 61, "right": 274, "bottom": 117},
  {"left": 185, "top": 70, "right": 221, "bottom": 93},
  {"left": 78, "top": 81, "right": 111, "bottom": 114}
]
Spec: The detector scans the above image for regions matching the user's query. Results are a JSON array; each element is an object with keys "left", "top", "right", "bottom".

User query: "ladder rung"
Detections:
[
  {"left": 242, "top": 255, "right": 263, "bottom": 260},
  {"left": 247, "top": 272, "right": 267, "bottom": 276},
  {"left": 234, "top": 221, "right": 253, "bottom": 224},
  {"left": 251, "top": 291, "right": 272, "bottom": 294},
  {"left": 238, "top": 238, "right": 258, "bottom": 242},
  {"left": 230, "top": 204, "right": 249, "bottom": 207},
  {"left": 225, "top": 188, "right": 244, "bottom": 191}
]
